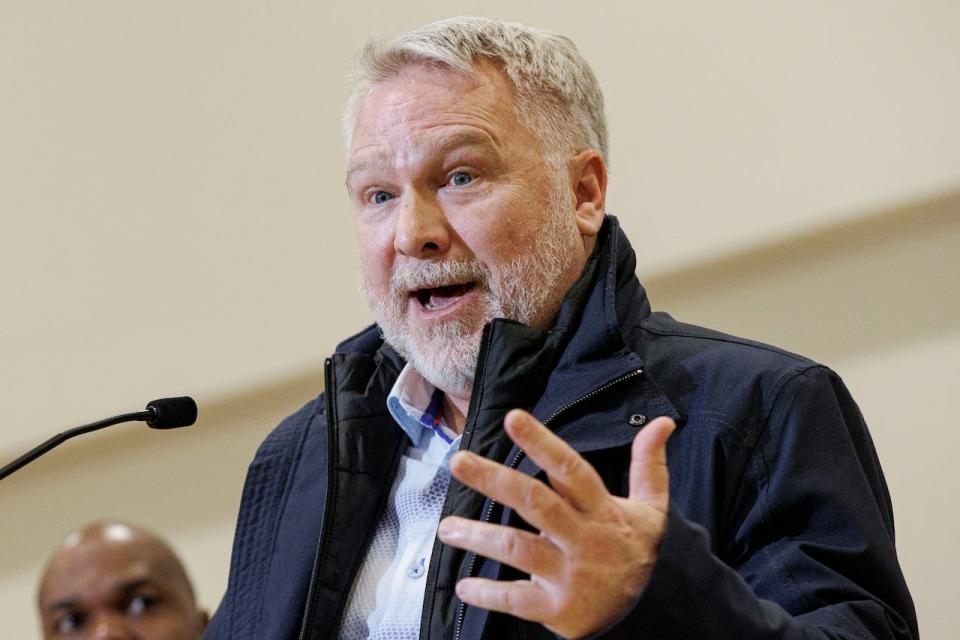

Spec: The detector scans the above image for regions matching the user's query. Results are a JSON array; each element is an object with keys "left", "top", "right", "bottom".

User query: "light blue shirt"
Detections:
[{"left": 338, "top": 364, "right": 462, "bottom": 640}]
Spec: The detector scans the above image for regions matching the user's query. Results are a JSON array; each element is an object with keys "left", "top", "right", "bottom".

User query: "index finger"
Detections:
[{"left": 504, "top": 409, "right": 608, "bottom": 512}]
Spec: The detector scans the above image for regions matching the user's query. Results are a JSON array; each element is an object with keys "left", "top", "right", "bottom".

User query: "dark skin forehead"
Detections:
[{"left": 37, "top": 522, "right": 196, "bottom": 617}]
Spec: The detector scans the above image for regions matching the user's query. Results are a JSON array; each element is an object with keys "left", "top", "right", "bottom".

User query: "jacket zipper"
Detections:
[
  {"left": 452, "top": 368, "right": 643, "bottom": 640},
  {"left": 422, "top": 324, "right": 491, "bottom": 639},
  {"left": 297, "top": 358, "right": 337, "bottom": 640}
]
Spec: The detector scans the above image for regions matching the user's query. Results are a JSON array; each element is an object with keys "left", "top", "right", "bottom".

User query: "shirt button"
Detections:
[{"left": 407, "top": 558, "right": 426, "bottom": 579}]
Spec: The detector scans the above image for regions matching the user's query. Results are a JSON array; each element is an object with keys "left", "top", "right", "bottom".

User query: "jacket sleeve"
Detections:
[
  {"left": 596, "top": 366, "right": 918, "bottom": 639},
  {"left": 204, "top": 398, "right": 323, "bottom": 640}
]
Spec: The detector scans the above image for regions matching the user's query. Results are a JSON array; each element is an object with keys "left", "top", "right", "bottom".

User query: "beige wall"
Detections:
[{"left": 2, "top": 2, "right": 957, "bottom": 637}]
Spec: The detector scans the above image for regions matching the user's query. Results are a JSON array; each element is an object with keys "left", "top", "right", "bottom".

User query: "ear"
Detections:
[
  {"left": 570, "top": 149, "right": 607, "bottom": 238},
  {"left": 197, "top": 609, "right": 210, "bottom": 633}
]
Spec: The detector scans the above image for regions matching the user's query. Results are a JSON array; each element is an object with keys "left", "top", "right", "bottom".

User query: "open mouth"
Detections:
[{"left": 412, "top": 282, "right": 477, "bottom": 311}]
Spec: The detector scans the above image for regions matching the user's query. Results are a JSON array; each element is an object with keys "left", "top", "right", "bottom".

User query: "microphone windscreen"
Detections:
[{"left": 146, "top": 397, "right": 198, "bottom": 429}]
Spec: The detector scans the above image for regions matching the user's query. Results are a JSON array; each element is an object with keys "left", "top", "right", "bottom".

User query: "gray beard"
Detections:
[{"left": 362, "top": 199, "right": 578, "bottom": 396}]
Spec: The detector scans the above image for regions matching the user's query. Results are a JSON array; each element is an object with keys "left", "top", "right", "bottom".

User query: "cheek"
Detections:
[
  {"left": 137, "top": 618, "right": 199, "bottom": 640},
  {"left": 358, "top": 253, "right": 392, "bottom": 295},
  {"left": 455, "top": 191, "right": 542, "bottom": 262},
  {"left": 355, "top": 222, "right": 394, "bottom": 291},
  {"left": 471, "top": 211, "right": 541, "bottom": 266},
  {"left": 135, "top": 608, "right": 203, "bottom": 639}
]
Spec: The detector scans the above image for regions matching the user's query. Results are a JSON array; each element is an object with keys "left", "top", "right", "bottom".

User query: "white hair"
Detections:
[{"left": 343, "top": 16, "right": 609, "bottom": 165}]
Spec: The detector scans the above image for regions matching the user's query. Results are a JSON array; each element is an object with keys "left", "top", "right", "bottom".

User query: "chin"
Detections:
[{"left": 395, "top": 322, "right": 483, "bottom": 394}]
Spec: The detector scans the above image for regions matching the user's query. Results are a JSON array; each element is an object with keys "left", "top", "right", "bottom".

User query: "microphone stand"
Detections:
[{"left": 0, "top": 410, "right": 153, "bottom": 481}]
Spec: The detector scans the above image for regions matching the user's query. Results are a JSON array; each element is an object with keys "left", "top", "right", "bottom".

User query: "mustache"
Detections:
[{"left": 390, "top": 259, "right": 491, "bottom": 294}]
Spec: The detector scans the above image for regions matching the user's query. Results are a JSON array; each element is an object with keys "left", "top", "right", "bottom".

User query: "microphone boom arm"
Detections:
[
  {"left": 0, "top": 411, "right": 151, "bottom": 481},
  {"left": 0, "top": 397, "right": 195, "bottom": 482}
]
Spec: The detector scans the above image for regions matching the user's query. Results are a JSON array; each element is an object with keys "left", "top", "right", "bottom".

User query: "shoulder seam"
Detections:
[
  {"left": 639, "top": 323, "right": 816, "bottom": 365},
  {"left": 765, "top": 363, "right": 828, "bottom": 421}
]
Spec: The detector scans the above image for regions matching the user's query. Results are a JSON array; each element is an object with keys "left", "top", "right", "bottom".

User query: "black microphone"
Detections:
[
  {"left": 145, "top": 396, "right": 198, "bottom": 429},
  {"left": 0, "top": 396, "right": 198, "bottom": 481}
]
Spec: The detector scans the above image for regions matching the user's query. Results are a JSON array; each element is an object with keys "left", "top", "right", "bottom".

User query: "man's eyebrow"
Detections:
[
  {"left": 45, "top": 598, "right": 80, "bottom": 614},
  {"left": 345, "top": 130, "right": 498, "bottom": 188},
  {"left": 45, "top": 577, "right": 156, "bottom": 614},
  {"left": 115, "top": 577, "right": 154, "bottom": 595},
  {"left": 345, "top": 156, "right": 391, "bottom": 190}
]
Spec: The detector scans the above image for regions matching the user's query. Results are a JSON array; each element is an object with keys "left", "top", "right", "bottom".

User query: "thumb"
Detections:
[{"left": 628, "top": 417, "right": 676, "bottom": 509}]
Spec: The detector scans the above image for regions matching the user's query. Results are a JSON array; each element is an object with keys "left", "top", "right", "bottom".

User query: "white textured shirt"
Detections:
[{"left": 338, "top": 364, "right": 461, "bottom": 640}]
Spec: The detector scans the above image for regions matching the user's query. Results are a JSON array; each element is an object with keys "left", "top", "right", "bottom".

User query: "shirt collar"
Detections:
[{"left": 386, "top": 364, "right": 456, "bottom": 448}]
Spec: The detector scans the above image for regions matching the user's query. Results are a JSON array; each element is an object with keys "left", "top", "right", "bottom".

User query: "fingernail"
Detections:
[
  {"left": 452, "top": 452, "right": 476, "bottom": 472},
  {"left": 438, "top": 519, "right": 461, "bottom": 540},
  {"left": 505, "top": 410, "right": 530, "bottom": 435}
]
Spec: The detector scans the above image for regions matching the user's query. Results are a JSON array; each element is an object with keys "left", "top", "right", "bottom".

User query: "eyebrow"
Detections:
[
  {"left": 46, "top": 598, "right": 80, "bottom": 614},
  {"left": 345, "top": 130, "right": 498, "bottom": 189},
  {"left": 45, "top": 578, "right": 155, "bottom": 614},
  {"left": 115, "top": 577, "right": 153, "bottom": 595}
]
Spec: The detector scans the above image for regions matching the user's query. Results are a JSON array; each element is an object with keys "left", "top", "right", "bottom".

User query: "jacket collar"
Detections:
[
  {"left": 333, "top": 215, "right": 682, "bottom": 428},
  {"left": 467, "top": 216, "right": 682, "bottom": 429}
]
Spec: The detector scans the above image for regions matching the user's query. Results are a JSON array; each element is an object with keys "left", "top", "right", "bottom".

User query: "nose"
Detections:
[
  {"left": 393, "top": 189, "right": 451, "bottom": 258},
  {"left": 89, "top": 611, "right": 134, "bottom": 640}
]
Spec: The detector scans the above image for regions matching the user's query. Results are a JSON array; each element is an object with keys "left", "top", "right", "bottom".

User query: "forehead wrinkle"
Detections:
[
  {"left": 422, "top": 129, "right": 500, "bottom": 161},
  {"left": 347, "top": 128, "right": 500, "bottom": 188}
]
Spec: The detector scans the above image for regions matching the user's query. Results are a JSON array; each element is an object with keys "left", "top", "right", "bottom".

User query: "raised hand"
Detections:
[{"left": 437, "top": 409, "right": 676, "bottom": 639}]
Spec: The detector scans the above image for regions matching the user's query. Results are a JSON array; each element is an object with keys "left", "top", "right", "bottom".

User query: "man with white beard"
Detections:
[{"left": 206, "top": 17, "right": 917, "bottom": 640}]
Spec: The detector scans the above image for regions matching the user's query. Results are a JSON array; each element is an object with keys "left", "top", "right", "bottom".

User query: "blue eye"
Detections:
[
  {"left": 449, "top": 172, "right": 473, "bottom": 187},
  {"left": 372, "top": 191, "right": 393, "bottom": 204}
]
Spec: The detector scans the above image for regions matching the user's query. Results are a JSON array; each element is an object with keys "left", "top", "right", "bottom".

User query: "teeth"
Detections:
[
  {"left": 415, "top": 282, "right": 475, "bottom": 312},
  {"left": 425, "top": 298, "right": 455, "bottom": 311}
]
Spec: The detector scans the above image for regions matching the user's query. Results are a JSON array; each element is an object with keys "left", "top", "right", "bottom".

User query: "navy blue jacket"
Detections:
[{"left": 207, "top": 217, "right": 917, "bottom": 639}]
